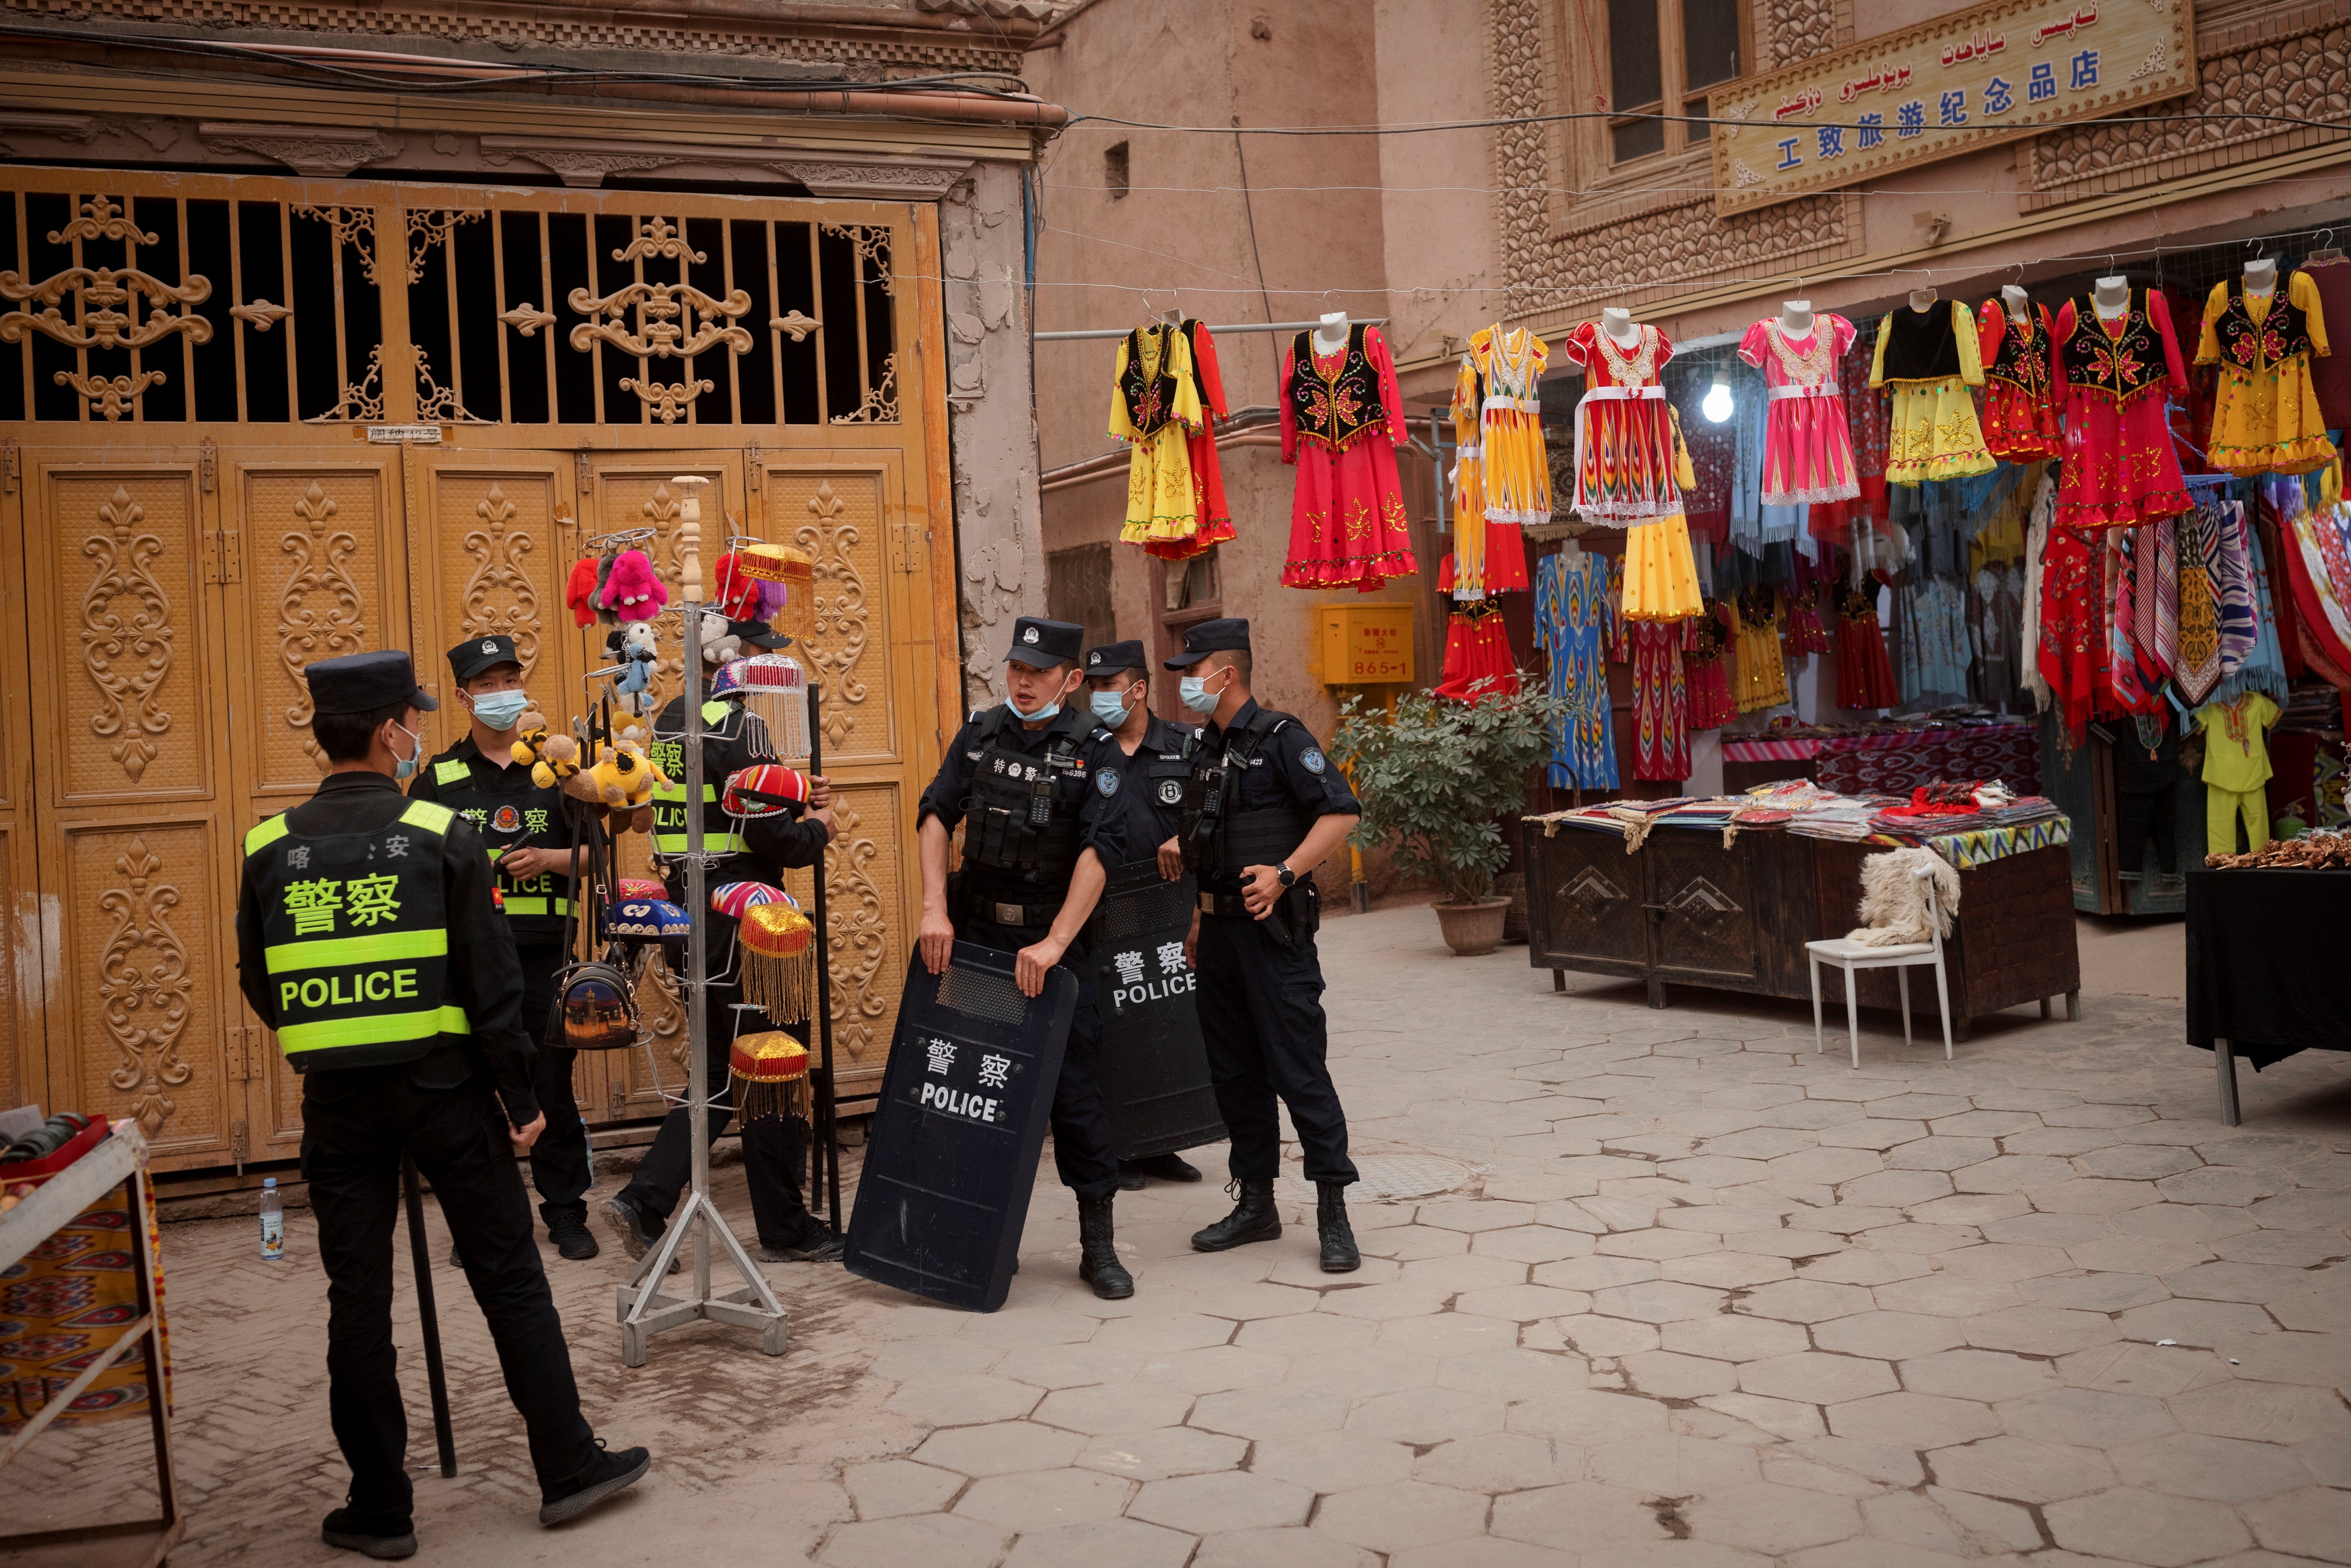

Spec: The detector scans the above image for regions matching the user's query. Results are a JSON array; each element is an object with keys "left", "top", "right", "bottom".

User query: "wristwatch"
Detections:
[{"left": 1275, "top": 862, "right": 1297, "bottom": 888}]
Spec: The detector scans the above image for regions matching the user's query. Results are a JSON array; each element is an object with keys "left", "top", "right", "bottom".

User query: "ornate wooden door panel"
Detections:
[
  {"left": 22, "top": 460, "right": 242, "bottom": 1164},
  {"left": 0, "top": 449, "right": 39, "bottom": 1118},
  {"left": 1643, "top": 833, "right": 1762, "bottom": 984},
  {"left": 403, "top": 453, "right": 582, "bottom": 736}
]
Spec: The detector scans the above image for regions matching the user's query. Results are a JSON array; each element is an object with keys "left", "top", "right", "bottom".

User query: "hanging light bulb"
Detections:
[{"left": 1702, "top": 371, "right": 1735, "bottom": 423}]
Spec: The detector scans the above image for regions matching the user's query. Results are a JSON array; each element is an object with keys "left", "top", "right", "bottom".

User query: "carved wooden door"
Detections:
[{"left": 0, "top": 447, "right": 41, "bottom": 1122}]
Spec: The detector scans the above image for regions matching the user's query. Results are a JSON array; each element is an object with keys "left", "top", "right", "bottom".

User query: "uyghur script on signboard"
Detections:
[{"left": 1710, "top": 0, "right": 2196, "bottom": 216}]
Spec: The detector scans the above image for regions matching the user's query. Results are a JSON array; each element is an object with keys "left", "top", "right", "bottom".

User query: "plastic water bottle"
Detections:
[{"left": 259, "top": 1177, "right": 284, "bottom": 1261}]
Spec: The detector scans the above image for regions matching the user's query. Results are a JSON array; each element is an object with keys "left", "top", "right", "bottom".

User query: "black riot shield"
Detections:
[
  {"left": 843, "top": 943, "right": 1075, "bottom": 1312},
  {"left": 1090, "top": 860, "right": 1227, "bottom": 1160}
]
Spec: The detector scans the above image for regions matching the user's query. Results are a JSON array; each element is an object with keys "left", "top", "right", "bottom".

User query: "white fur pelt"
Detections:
[{"left": 1847, "top": 847, "right": 1961, "bottom": 946}]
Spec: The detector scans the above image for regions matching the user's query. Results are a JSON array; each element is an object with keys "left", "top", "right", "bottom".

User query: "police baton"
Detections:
[{"left": 400, "top": 1155, "right": 458, "bottom": 1477}]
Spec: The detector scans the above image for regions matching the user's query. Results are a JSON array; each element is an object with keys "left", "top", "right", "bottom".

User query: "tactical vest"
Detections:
[
  {"left": 1178, "top": 709, "right": 1311, "bottom": 883},
  {"left": 959, "top": 705, "right": 1090, "bottom": 893},
  {"left": 1288, "top": 323, "right": 1385, "bottom": 452},
  {"left": 1118, "top": 323, "right": 1184, "bottom": 438},
  {"left": 1982, "top": 305, "right": 2051, "bottom": 397},
  {"left": 427, "top": 750, "right": 571, "bottom": 940},
  {"left": 2211, "top": 278, "right": 2315, "bottom": 371},
  {"left": 245, "top": 799, "right": 470, "bottom": 1070},
  {"left": 2059, "top": 289, "right": 2168, "bottom": 405},
  {"left": 651, "top": 698, "right": 752, "bottom": 859}
]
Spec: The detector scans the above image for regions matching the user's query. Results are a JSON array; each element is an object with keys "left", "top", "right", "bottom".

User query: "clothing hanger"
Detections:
[{"left": 2310, "top": 229, "right": 2342, "bottom": 264}]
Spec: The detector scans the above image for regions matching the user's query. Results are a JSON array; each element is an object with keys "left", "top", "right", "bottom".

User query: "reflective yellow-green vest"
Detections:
[
  {"left": 651, "top": 699, "right": 751, "bottom": 857},
  {"left": 425, "top": 751, "right": 574, "bottom": 938},
  {"left": 245, "top": 799, "right": 471, "bottom": 1069}
]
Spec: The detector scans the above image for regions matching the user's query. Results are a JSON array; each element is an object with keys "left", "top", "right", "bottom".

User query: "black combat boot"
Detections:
[
  {"left": 1077, "top": 1193, "right": 1134, "bottom": 1299},
  {"left": 1317, "top": 1181, "right": 1361, "bottom": 1273},
  {"left": 1190, "top": 1179, "right": 1281, "bottom": 1252}
]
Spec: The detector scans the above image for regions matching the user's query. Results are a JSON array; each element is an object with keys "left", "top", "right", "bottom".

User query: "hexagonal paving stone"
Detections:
[
  {"left": 1856, "top": 1222, "right": 1981, "bottom": 1256},
  {"left": 954, "top": 1468, "right": 1136, "bottom": 1532},
  {"left": 819, "top": 1514, "right": 1013, "bottom": 1568},
  {"left": 914, "top": 1419, "right": 1088, "bottom": 1478},
  {"left": 1812, "top": 1311, "right": 1963, "bottom": 1361},
  {"left": 2270, "top": 1279, "right": 2351, "bottom": 1336},
  {"left": 1190, "top": 1385, "right": 1351, "bottom": 1440},
  {"left": 1869, "top": 1275, "right": 2022, "bottom": 1318},
  {"left": 2074, "top": 1144, "right": 2203, "bottom": 1181},
  {"left": 1471, "top": 1225, "right": 1599, "bottom": 1264},
  {"left": 1910, "top": 1192, "right": 2032, "bottom": 1227},
  {"left": 1505, "top": 1386, "right": 1674, "bottom": 1442},
  {"left": 1737, "top": 1278, "right": 1877, "bottom": 1324},
  {"left": 1827, "top": 1391, "right": 1999, "bottom": 1448},
  {"left": 1491, "top": 1482, "right": 1672, "bottom": 1547},
  {"left": 1797, "top": 1251, "right": 1933, "bottom": 1287},
  {"left": 1558, "top": 1315, "right": 1663, "bottom": 1357},
  {"left": 2244, "top": 1485, "right": 2351, "bottom": 1560},
  {"left": 2212, "top": 1228, "right": 2351, "bottom": 1268},
  {"left": 1130, "top": 1470, "right": 1314, "bottom": 1534},
  {"left": 1187, "top": 1281, "right": 1325, "bottom": 1322},
  {"left": 2000, "top": 1386, "right": 2178, "bottom": 1447},
  {"left": 2041, "top": 1102, "right": 2156, "bottom": 1127},
  {"left": 1951, "top": 1155, "right": 2078, "bottom": 1194},
  {"left": 1585, "top": 1433, "right": 1761, "bottom": 1493},
  {"left": 1737, "top": 1352, "right": 1900, "bottom": 1405},
  {"left": 1665, "top": 1252, "right": 1800, "bottom": 1289},
  {"left": 1885, "top": 1136, "right": 2000, "bottom": 1172},
  {"left": 2169, "top": 1379, "right": 2351, "bottom": 1444},
  {"left": 1772, "top": 1147, "right": 1889, "bottom": 1185},
  {"left": 1928, "top": 1110, "right": 2043, "bottom": 1138},
  {"left": 1867, "top": 1093, "right": 1974, "bottom": 1120},
  {"left": 2155, "top": 1167, "right": 2280, "bottom": 1206},
  {"left": 1665, "top": 1314, "right": 1811, "bottom": 1362},
  {"left": 1596, "top": 1228, "right": 1724, "bottom": 1261},
  {"left": 2016, "top": 1268, "right": 2168, "bottom": 1313},
  {"left": 1931, "top": 1242, "right": 2074, "bottom": 1283},
  {"left": 1236, "top": 1313, "right": 1378, "bottom": 1356},
  {"left": 1250, "top": 1430, "right": 1415, "bottom": 1494},
  {"left": 1841, "top": 1169, "right": 1957, "bottom": 1207},
  {"left": 1684, "top": 1482, "right": 1863, "bottom": 1554},
  {"left": 2030, "top": 1178, "right": 2163, "bottom": 1215},
  {"left": 1034, "top": 1382, "right": 1198, "bottom": 1436},
  {"left": 2112, "top": 1430, "right": 2314, "bottom": 1501},
  {"left": 1416, "top": 1198, "right": 1538, "bottom": 1233},
  {"left": 1003, "top": 1517, "right": 1196, "bottom": 1568},
  {"left": 1926, "top": 1433, "right": 2115, "bottom": 1502},
  {"left": 1347, "top": 1386, "right": 1509, "bottom": 1445},
  {"left": 883, "top": 1375, "right": 1046, "bottom": 1428},
  {"left": 1721, "top": 1228, "right": 1848, "bottom": 1261},
  {"left": 1960, "top": 1305, "right": 2119, "bottom": 1356},
  {"left": 1619, "top": 1349, "right": 1739, "bottom": 1399},
  {"left": 1438, "top": 1346, "right": 1593, "bottom": 1399},
  {"left": 2112, "top": 1296, "right": 2275, "bottom": 1348},
  {"left": 1534, "top": 1254, "right": 1660, "bottom": 1291},
  {"left": 2162, "top": 1260, "right": 2313, "bottom": 1304},
  {"left": 2116, "top": 1202, "right": 2256, "bottom": 1243},
  {"left": 1191, "top": 1527, "right": 1377, "bottom": 1568},
  {"left": 1312, "top": 1480, "right": 1491, "bottom": 1552},
  {"left": 1378, "top": 1313, "right": 1518, "bottom": 1359},
  {"left": 1077, "top": 1425, "right": 1248, "bottom": 1482},
  {"left": 2044, "top": 1486, "right": 2252, "bottom": 1567},
  {"left": 1457, "top": 1283, "right": 1597, "bottom": 1322},
  {"left": 844, "top": 1459, "right": 967, "bottom": 1520},
  {"left": 1816, "top": 1119, "right": 1929, "bottom": 1151},
  {"left": 1590, "top": 1278, "right": 1730, "bottom": 1322},
  {"left": 1285, "top": 1346, "right": 1438, "bottom": 1401},
  {"left": 1412, "top": 1431, "right": 1583, "bottom": 1492},
  {"left": 1898, "top": 1348, "right": 2059, "bottom": 1402}
]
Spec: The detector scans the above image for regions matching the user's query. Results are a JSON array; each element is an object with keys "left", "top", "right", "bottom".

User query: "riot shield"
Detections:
[
  {"left": 843, "top": 942, "right": 1075, "bottom": 1312},
  {"left": 1090, "top": 860, "right": 1227, "bottom": 1160}
]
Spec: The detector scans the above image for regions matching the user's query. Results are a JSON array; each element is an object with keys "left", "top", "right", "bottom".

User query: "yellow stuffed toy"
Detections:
[
  {"left": 562, "top": 736, "right": 668, "bottom": 832},
  {"left": 510, "top": 709, "right": 582, "bottom": 790}
]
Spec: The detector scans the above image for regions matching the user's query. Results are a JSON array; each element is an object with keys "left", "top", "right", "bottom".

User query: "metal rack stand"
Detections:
[
  {"left": 0, "top": 1124, "right": 183, "bottom": 1566},
  {"left": 613, "top": 478, "right": 789, "bottom": 1365},
  {"left": 806, "top": 678, "right": 843, "bottom": 1226}
]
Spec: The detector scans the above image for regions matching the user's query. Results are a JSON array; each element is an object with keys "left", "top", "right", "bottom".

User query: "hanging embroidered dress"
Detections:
[
  {"left": 1835, "top": 582, "right": 1900, "bottom": 710},
  {"left": 1533, "top": 550, "right": 1616, "bottom": 788},
  {"left": 1977, "top": 300, "right": 2063, "bottom": 461},
  {"left": 2051, "top": 287, "right": 2193, "bottom": 530},
  {"left": 1872, "top": 300, "right": 1996, "bottom": 484},
  {"left": 1452, "top": 327, "right": 1541, "bottom": 597},
  {"left": 1739, "top": 314, "right": 1861, "bottom": 505},
  {"left": 1151, "top": 319, "right": 1235, "bottom": 562},
  {"left": 2196, "top": 274, "right": 2338, "bottom": 476},
  {"left": 1566, "top": 321, "right": 1681, "bottom": 520},
  {"left": 1449, "top": 353, "right": 1491, "bottom": 598},
  {"left": 1621, "top": 619, "right": 1692, "bottom": 782},
  {"left": 1108, "top": 323, "right": 1204, "bottom": 547},
  {"left": 1732, "top": 587, "right": 1792, "bottom": 712},
  {"left": 1684, "top": 599, "right": 1740, "bottom": 729},
  {"left": 1434, "top": 601, "right": 1518, "bottom": 701},
  {"left": 1280, "top": 323, "right": 1418, "bottom": 591}
]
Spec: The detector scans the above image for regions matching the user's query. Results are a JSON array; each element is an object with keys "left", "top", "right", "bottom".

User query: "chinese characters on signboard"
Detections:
[
  {"left": 915, "top": 1033, "right": 1019, "bottom": 1124},
  {"left": 1709, "top": 0, "right": 2196, "bottom": 216}
]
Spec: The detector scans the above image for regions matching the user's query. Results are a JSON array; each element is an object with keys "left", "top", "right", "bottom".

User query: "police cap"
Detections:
[
  {"left": 1164, "top": 617, "right": 1251, "bottom": 669},
  {"left": 1084, "top": 639, "right": 1148, "bottom": 675},
  {"left": 726, "top": 618, "right": 793, "bottom": 651},
  {"left": 1006, "top": 616, "right": 1084, "bottom": 670},
  {"left": 447, "top": 633, "right": 522, "bottom": 682},
  {"left": 307, "top": 651, "right": 440, "bottom": 716}
]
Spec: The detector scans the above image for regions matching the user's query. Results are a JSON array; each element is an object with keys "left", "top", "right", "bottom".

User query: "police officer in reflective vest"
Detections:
[
  {"left": 915, "top": 616, "right": 1134, "bottom": 1298},
  {"left": 605, "top": 618, "right": 845, "bottom": 1265},
  {"left": 407, "top": 634, "right": 597, "bottom": 1263},
  {"left": 234, "top": 651, "right": 647, "bottom": 1557},
  {"left": 1170, "top": 619, "right": 1365, "bottom": 1272},
  {"left": 1083, "top": 638, "right": 1208, "bottom": 1190}
]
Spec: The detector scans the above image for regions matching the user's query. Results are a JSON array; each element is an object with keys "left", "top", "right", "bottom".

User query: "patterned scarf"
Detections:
[{"left": 2173, "top": 505, "right": 2223, "bottom": 702}]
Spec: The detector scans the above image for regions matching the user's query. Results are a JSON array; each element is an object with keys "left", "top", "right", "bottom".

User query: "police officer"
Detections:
[
  {"left": 605, "top": 618, "right": 845, "bottom": 1266},
  {"left": 1169, "top": 619, "right": 1365, "bottom": 1272},
  {"left": 234, "top": 651, "right": 647, "bottom": 1557},
  {"left": 407, "top": 634, "right": 597, "bottom": 1264},
  {"left": 916, "top": 617, "right": 1134, "bottom": 1298},
  {"left": 1083, "top": 639, "right": 1207, "bottom": 1190}
]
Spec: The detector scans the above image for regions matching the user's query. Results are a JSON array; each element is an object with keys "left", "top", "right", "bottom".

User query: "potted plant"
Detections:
[{"left": 1332, "top": 683, "right": 1570, "bottom": 957}]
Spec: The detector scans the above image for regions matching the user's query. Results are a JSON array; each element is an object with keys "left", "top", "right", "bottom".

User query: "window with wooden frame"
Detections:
[{"left": 1601, "top": 0, "right": 1753, "bottom": 165}]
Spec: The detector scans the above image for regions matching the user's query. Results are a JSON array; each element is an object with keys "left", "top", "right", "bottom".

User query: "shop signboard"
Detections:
[
  {"left": 1317, "top": 602, "right": 1415, "bottom": 684},
  {"left": 1710, "top": 0, "right": 2197, "bottom": 216}
]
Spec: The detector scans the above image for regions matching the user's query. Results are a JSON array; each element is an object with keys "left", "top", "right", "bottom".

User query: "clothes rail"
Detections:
[{"left": 1034, "top": 318, "right": 1388, "bottom": 341}]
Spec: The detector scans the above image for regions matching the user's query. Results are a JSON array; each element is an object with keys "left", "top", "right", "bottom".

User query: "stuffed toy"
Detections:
[
  {"left": 709, "top": 552, "right": 765, "bottom": 622},
  {"left": 699, "top": 616, "right": 744, "bottom": 667},
  {"left": 565, "top": 558, "right": 601, "bottom": 628},
  {"left": 608, "top": 621, "right": 657, "bottom": 714},
  {"left": 510, "top": 710, "right": 582, "bottom": 790},
  {"left": 599, "top": 548, "right": 668, "bottom": 617}
]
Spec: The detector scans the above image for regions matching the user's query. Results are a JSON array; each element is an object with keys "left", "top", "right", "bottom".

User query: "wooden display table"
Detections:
[{"left": 1519, "top": 821, "right": 2080, "bottom": 1038}]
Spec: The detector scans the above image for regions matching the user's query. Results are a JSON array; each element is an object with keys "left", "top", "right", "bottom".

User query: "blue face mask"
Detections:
[
  {"left": 1179, "top": 672, "right": 1224, "bottom": 715},
  {"left": 1006, "top": 692, "right": 1061, "bottom": 724},
  {"left": 1090, "top": 688, "right": 1135, "bottom": 726},
  {"left": 470, "top": 689, "right": 530, "bottom": 733},
  {"left": 389, "top": 719, "right": 424, "bottom": 782}
]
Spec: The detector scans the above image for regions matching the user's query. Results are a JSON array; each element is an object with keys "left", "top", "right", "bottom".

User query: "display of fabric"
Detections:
[
  {"left": 1898, "top": 578, "right": 1972, "bottom": 707},
  {"left": 1739, "top": 314, "right": 1861, "bottom": 505},
  {"left": 1434, "top": 601, "right": 1519, "bottom": 702},
  {"left": 2019, "top": 471, "right": 2057, "bottom": 715},
  {"left": 1533, "top": 549, "right": 1617, "bottom": 789},
  {"left": 0, "top": 1174, "right": 172, "bottom": 1433},
  {"left": 2174, "top": 501, "right": 2225, "bottom": 703},
  {"left": 1622, "top": 513, "right": 1703, "bottom": 620},
  {"left": 1279, "top": 322, "right": 1418, "bottom": 591},
  {"left": 1838, "top": 323, "right": 1891, "bottom": 532},
  {"left": 1158, "top": 319, "right": 1235, "bottom": 561},
  {"left": 1835, "top": 582, "right": 1900, "bottom": 710},
  {"left": 1871, "top": 300, "right": 1996, "bottom": 485},
  {"left": 1784, "top": 547, "right": 1835, "bottom": 656},
  {"left": 1977, "top": 299, "right": 2063, "bottom": 461},
  {"left": 1813, "top": 722, "right": 2042, "bottom": 795},
  {"left": 2274, "top": 480, "right": 2351, "bottom": 679},
  {"left": 1970, "top": 560, "right": 2025, "bottom": 709},
  {"left": 2195, "top": 273, "right": 2338, "bottom": 477},
  {"left": 1622, "top": 619, "right": 1692, "bottom": 782},
  {"left": 1455, "top": 325, "right": 1544, "bottom": 598},
  {"left": 2302, "top": 254, "right": 2351, "bottom": 431},
  {"left": 1732, "top": 586, "right": 1792, "bottom": 712},
  {"left": 2051, "top": 288, "right": 2193, "bottom": 530},
  {"left": 1108, "top": 322, "right": 1205, "bottom": 549},
  {"left": 1567, "top": 320, "right": 1682, "bottom": 521},
  {"left": 2037, "top": 522, "right": 2099, "bottom": 743},
  {"left": 2104, "top": 528, "right": 2155, "bottom": 715},
  {"left": 1686, "top": 599, "right": 1741, "bottom": 729}
]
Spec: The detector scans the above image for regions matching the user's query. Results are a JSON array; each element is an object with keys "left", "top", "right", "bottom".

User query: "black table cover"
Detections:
[{"left": 2185, "top": 867, "right": 2351, "bottom": 1068}]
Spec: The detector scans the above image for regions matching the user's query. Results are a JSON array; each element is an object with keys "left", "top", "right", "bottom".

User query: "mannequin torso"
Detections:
[
  {"left": 1777, "top": 298, "right": 1814, "bottom": 337},
  {"left": 2243, "top": 258, "right": 2278, "bottom": 299},
  {"left": 2092, "top": 276, "right": 2131, "bottom": 320},
  {"left": 2002, "top": 284, "right": 2031, "bottom": 326},
  {"left": 1601, "top": 306, "right": 1640, "bottom": 351},
  {"left": 1312, "top": 310, "right": 1349, "bottom": 358},
  {"left": 1908, "top": 287, "right": 1939, "bottom": 313}
]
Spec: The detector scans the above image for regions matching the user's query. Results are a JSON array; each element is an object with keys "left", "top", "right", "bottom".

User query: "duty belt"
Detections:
[
  {"left": 1197, "top": 890, "right": 1256, "bottom": 919},
  {"left": 962, "top": 889, "right": 1066, "bottom": 929}
]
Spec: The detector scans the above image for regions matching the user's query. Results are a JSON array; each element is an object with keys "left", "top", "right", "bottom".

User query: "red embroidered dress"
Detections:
[
  {"left": 1834, "top": 582, "right": 1900, "bottom": 710},
  {"left": 1280, "top": 323, "right": 1417, "bottom": 591},
  {"left": 1684, "top": 600, "right": 1740, "bottom": 730},
  {"left": 1154, "top": 319, "right": 1235, "bottom": 562},
  {"left": 2050, "top": 288, "right": 2193, "bottom": 530},
  {"left": 1566, "top": 321, "right": 1682, "bottom": 521},
  {"left": 1977, "top": 300, "right": 2062, "bottom": 461}
]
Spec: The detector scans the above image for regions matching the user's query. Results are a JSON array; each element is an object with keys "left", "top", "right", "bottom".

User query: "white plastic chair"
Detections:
[{"left": 1807, "top": 865, "right": 1954, "bottom": 1068}]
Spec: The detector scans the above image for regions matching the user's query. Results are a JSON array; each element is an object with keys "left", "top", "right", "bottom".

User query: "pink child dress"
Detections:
[{"left": 1738, "top": 313, "right": 1861, "bottom": 505}]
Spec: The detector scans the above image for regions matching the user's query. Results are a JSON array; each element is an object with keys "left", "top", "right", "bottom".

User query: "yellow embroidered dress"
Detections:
[
  {"left": 1107, "top": 323, "right": 1205, "bottom": 547},
  {"left": 1870, "top": 300, "right": 1996, "bottom": 484},
  {"left": 2196, "top": 273, "right": 2337, "bottom": 475},
  {"left": 1449, "top": 326, "right": 1545, "bottom": 597}
]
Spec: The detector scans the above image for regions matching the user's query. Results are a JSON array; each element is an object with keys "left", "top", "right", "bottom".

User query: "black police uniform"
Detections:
[
  {"left": 232, "top": 651, "right": 635, "bottom": 1540},
  {"left": 610, "top": 678, "right": 834, "bottom": 1258},
  {"left": 1086, "top": 642, "right": 1203, "bottom": 863},
  {"left": 407, "top": 725, "right": 591, "bottom": 1242},
  {"left": 1171, "top": 624, "right": 1362, "bottom": 1197},
  {"left": 916, "top": 628, "right": 1127, "bottom": 1211}
]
